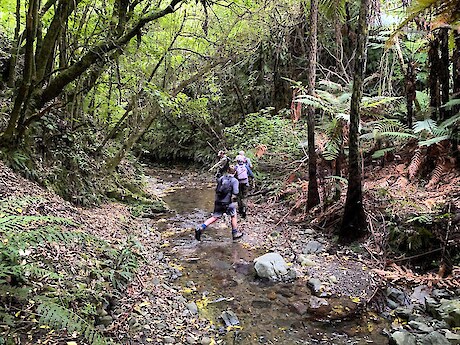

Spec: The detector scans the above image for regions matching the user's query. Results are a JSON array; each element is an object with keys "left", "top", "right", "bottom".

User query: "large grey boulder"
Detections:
[
  {"left": 437, "top": 299, "right": 460, "bottom": 328},
  {"left": 254, "top": 253, "right": 289, "bottom": 280},
  {"left": 389, "top": 330, "right": 416, "bottom": 345},
  {"left": 419, "top": 331, "right": 451, "bottom": 345}
]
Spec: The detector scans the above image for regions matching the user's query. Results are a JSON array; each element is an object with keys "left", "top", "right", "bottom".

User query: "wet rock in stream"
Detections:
[
  {"left": 253, "top": 252, "right": 295, "bottom": 281},
  {"left": 220, "top": 310, "right": 240, "bottom": 327}
]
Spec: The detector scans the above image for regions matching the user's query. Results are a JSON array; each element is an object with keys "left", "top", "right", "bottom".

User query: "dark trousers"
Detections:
[{"left": 237, "top": 183, "right": 248, "bottom": 216}]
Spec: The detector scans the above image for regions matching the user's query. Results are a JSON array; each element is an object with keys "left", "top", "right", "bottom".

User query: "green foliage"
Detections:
[
  {"left": 225, "top": 109, "right": 301, "bottom": 157},
  {"left": 37, "top": 299, "right": 110, "bottom": 345},
  {"left": 389, "top": 220, "right": 434, "bottom": 253},
  {"left": 413, "top": 113, "right": 460, "bottom": 147},
  {"left": 0, "top": 197, "right": 140, "bottom": 344},
  {"left": 360, "top": 119, "right": 415, "bottom": 141}
]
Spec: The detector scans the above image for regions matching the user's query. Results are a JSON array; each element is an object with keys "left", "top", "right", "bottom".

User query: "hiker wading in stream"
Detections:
[
  {"left": 235, "top": 155, "right": 254, "bottom": 219},
  {"left": 209, "top": 150, "right": 230, "bottom": 179},
  {"left": 195, "top": 165, "right": 244, "bottom": 241}
]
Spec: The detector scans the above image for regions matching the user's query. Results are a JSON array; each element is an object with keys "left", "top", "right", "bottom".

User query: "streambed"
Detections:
[{"left": 146, "top": 168, "right": 390, "bottom": 344}]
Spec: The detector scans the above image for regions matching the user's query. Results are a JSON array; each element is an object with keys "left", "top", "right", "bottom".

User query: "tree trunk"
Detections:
[
  {"left": 2, "top": 0, "right": 39, "bottom": 143},
  {"left": 405, "top": 60, "right": 416, "bottom": 128},
  {"left": 428, "top": 36, "right": 441, "bottom": 120},
  {"left": 452, "top": 29, "right": 460, "bottom": 165},
  {"left": 1, "top": 0, "right": 185, "bottom": 147},
  {"left": 306, "top": 0, "right": 320, "bottom": 210},
  {"left": 106, "top": 107, "right": 159, "bottom": 172},
  {"left": 340, "top": 0, "right": 370, "bottom": 242},
  {"left": 7, "top": 0, "right": 21, "bottom": 88},
  {"left": 439, "top": 28, "right": 450, "bottom": 121}
]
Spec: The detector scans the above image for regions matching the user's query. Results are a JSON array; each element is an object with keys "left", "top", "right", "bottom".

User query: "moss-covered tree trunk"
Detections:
[
  {"left": 340, "top": 0, "right": 369, "bottom": 241},
  {"left": 306, "top": 0, "right": 320, "bottom": 210}
]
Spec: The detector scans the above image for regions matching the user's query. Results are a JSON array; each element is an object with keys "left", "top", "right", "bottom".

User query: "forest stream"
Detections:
[{"left": 145, "top": 167, "right": 390, "bottom": 345}]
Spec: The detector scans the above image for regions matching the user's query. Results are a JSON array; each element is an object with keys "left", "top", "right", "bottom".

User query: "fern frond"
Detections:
[
  {"left": 413, "top": 119, "right": 437, "bottom": 134},
  {"left": 361, "top": 119, "right": 414, "bottom": 141},
  {"left": 438, "top": 111, "right": 460, "bottom": 129},
  {"left": 408, "top": 148, "right": 423, "bottom": 179},
  {"left": 372, "top": 147, "right": 395, "bottom": 159},
  {"left": 418, "top": 135, "right": 450, "bottom": 147},
  {"left": 426, "top": 157, "right": 448, "bottom": 188},
  {"left": 361, "top": 96, "right": 402, "bottom": 109},
  {"left": 406, "top": 214, "right": 433, "bottom": 224},
  {"left": 37, "top": 299, "right": 111, "bottom": 345}
]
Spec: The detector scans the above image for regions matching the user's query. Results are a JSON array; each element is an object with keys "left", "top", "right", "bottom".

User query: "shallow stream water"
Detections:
[{"left": 151, "top": 171, "right": 389, "bottom": 344}]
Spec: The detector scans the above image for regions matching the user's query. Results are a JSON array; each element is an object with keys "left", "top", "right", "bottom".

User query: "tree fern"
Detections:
[
  {"left": 360, "top": 119, "right": 415, "bottom": 141},
  {"left": 413, "top": 113, "right": 460, "bottom": 146}
]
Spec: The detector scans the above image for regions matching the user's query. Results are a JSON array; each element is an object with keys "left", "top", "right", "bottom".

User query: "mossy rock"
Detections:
[{"left": 130, "top": 201, "right": 169, "bottom": 217}]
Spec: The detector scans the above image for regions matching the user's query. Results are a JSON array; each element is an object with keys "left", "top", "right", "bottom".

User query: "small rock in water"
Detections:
[
  {"left": 408, "top": 320, "right": 434, "bottom": 333},
  {"left": 221, "top": 310, "right": 240, "bottom": 327},
  {"left": 290, "top": 301, "right": 308, "bottom": 315},
  {"left": 187, "top": 335, "right": 197, "bottom": 344},
  {"left": 254, "top": 253, "right": 288, "bottom": 280},
  {"left": 436, "top": 299, "right": 460, "bottom": 327},
  {"left": 387, "top": 287, "right": 408, "bottom": 306},
  {"left": 309, "top": 296, "right": 328, "bottom": 309},
  {"left": 163, "top": 336, "right": 175, "bottom": 344},
  {"left": 200, "top": 336, "right": 212, "bottom": 345},
  {"left": 307, "top": 278, "right": 323, "bottom": 295},
  {"left": 298, "top": 254, "right": 316, "bottom": 267},
  {"left": 303, "top": 240, "right": 324, "bottom": 254},
  {"left": 186, "top": 302, "right": 198, "bottom": 315},
  {"left": 328, "top": 275, "right": 338, "bottom": 284},
  {"left": 444, "top": 330, "right": 460, "bottom": 344}
]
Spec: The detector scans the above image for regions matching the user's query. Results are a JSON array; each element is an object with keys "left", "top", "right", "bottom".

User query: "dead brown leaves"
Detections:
[{"left": 372, "top": 263, "right": 460, "bottom": 289}]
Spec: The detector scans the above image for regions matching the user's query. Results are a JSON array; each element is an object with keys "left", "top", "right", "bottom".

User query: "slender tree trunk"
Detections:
[
  {"left": 439, "top": 28, "right": 450, "bottom": 121},
  {"left": 405, "top": 60, "right": 416, "bottom": 128},
  {"left": 428, "top": 36, "right": 441, "bottom": 120},
  {"left": 2, "top": 0, "right": 39, "bottom": 143},
  {"left": 7, "top": 0, "right": 21, "bottom": 88},
  {"left": 306, "top": 0, "right": 320, "bottom": 210},
  {"left": 106, "top": 107, "right": 159, "bottom": 172},
  {"left": 1, "top": 0, "right": 185, "bottom": 148},
  {"left": 452, "top": 29, "right": 460, "bottom": 165},
  {"left": 340, "top": 0, "right": 370, "bottom": 241}
]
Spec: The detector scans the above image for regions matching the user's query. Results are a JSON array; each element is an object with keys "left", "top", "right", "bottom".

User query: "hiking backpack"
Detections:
[
  {"left": 216, "top": 175, "right": 232, "bottom": 199},
  {"left": 235, "top": 164, "right": 248, "bottom": 181}
]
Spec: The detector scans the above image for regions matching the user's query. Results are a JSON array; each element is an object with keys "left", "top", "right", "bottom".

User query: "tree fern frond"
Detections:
[
  {"left": 318, "top": 79, "right": 344, "bottom": 92},
  {"left": 418, "top": 135, "right": 450, "bottom": 147},
  {"left": 438, "top": 112, "right": 460, "bottom": 129},
  {"left": 372, "top": 147, "right": 395, "bottom": 159},
  {"left": 413, "top": 119, "right": 437, "bottom": 134},
  {"left": 361, "top": 96, "right": 402, "bottom": 109}
]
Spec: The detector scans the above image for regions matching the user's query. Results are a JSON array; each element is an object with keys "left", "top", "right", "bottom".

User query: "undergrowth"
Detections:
[{"left": 0, "top": 197, "right": 142, "bottom": 345}]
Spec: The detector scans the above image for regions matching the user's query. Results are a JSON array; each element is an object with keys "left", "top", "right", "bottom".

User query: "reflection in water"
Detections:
[{"left": 156, "top": 181, "right": 389, "bottom": 344}]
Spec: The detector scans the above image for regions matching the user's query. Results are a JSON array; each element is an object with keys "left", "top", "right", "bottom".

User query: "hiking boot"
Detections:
[
  {"left": 195, "top": 226, "right": 202, "bottom": 241},
  {"left": 232, "top": 231, "right": 244, "bottom": 240}
]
